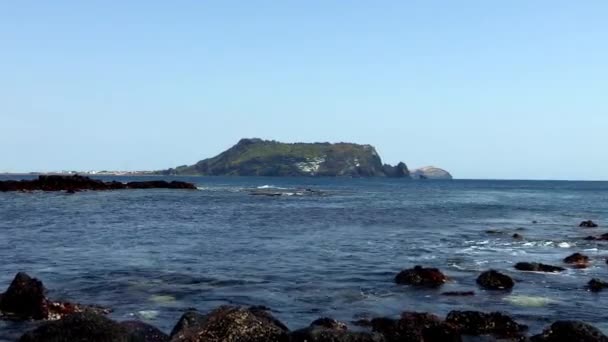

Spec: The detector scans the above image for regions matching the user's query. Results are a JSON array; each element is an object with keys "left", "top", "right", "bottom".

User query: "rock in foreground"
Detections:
[
  {"left": 0, "top": 272, "right": 108, "bottom": 321},
  {"left": 170, "top": 305, "right": 289, "bottom": 342},
  {"left": 395, "top": 266, "right": 447, "bottom": 287},
  {"left": 564, "top": 253, "right": 590, "bottom": 268},
  {"left": 0, "top": 175, "right": 196, "bottom": 192},
  {"left": 445, "top": 310, "right": 527, "bottom": 339},
  {"left": 476, "top": 270, "right": 515, "bottom": 290},
  {"left": 531, "top": 320, "right": 608, "bottom": 341},
  {"left": 291, "top": 318, "right": 383, "bottom": 342}
]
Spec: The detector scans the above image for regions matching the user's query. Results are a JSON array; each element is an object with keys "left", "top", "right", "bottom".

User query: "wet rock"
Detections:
[
  {"left": 587, "top": 279, "right": 608, "bottom": 292},
  {"left": 514, "top": 262, "right": 565, "bottom": 273},
  {"left": 19, "top": 312, "right": 132, "bottom": 342},
  {"left": 441, "top": 291, "right": 475, "bottom": 296},
  {"left": 485, "top": 230, "right": 504, "bottom": 235},
  {"left": 126, "top": 180, "right": 197, "bottom": 190},
  {"left": 445, "top": 311, "right": 527, "bottom": 339},
  {"left": 170, "top": 310, "right": 207, "bottom": 337},
  {"left": 170, "top": 305, "right": 288, "bottom": 342},
  {"left": 121, "top": 321, "right": 170, "bottom": 342},
  {"left": 512, "top": 233, "right": 524, "bottom": 240},
  {"left": 395, "top": 266, "right": 447, "bottom": 287},
  {"left": 564, "top": 253, "right": 590, "bottom": 268},
  {"left": 371, "top": 312, "right": 460, "bottom": 342},
  {"left": 0, "top": 272, "right": 47, "bottom": 319},
  {"left": 0, "top": 272, "right": 109, "bottom": 321},
  {"left": 0, "top": 175, "right": 196, "bottom": 192},
  {"left": 477, "top": 270, "right": 515, "bottom": 290},
  {"left": 531, "top": 320, "right": 608, "bottom": 342},
  {"left": 291, "top": 318, "right": 383, "bottom": 342},
  {"left": 580, "top": 220, "right": 599, "bottom": 228},
  {"left": 584, "top": 233, "right": 608, "bottom": 241}
]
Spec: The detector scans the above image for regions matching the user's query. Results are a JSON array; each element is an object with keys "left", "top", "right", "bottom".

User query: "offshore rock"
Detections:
[
  {"left": 580, "top": 220, "right": 599, "bottom": 228},
  {"left": 291, "top": 318, "right": 384, "bottom": 342},
  {"left": 395, "top": 266, "right": 447, "bottom": 287},
  {"left": 477, "top": 270, "right": 515, "bottom": 290},
  {"left": 445, "top": 311, "right": 527, "bottom": 339},
  {"left": 410, "top": 166, "right": 453, "bottom": 180},
  {"left": 531, "top": 320, "right": 608, "bottom": 342},
  {"left": 514, "top": 262, "right": 565, "bottom": 273},
  {"left": 170, "top": 305, "right": 289, "bottom": 342},
  {"left": 0, "top": 175, "right": 196, "bottom": 192},
  {"left": 564, "top": 253, "right": 590, "bottom": 268},
  {"left": 587, "top": 279, "right": 608, "bottom": 292}
]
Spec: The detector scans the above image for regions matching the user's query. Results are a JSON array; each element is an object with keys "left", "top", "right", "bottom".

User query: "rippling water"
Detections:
[{"left": 1, "top": 176, "right": 608, "bottom": 340}]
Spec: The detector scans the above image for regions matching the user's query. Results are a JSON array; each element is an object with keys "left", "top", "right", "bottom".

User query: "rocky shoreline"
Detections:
[
  {"left": 0, "top": 175, "right": 197, "bottom": 192},
  {"left": 4, "top": 217, "right": 608, "bottom": 342}
]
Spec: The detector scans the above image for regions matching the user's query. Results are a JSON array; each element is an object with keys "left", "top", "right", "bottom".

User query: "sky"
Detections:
[{"left": 1, "top": 1, "right": 607, "bottom": 180}]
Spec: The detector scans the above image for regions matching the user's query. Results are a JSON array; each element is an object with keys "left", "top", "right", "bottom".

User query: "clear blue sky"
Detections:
[{"left": 1, "top": 1, "right": 606, "bottom": 180}]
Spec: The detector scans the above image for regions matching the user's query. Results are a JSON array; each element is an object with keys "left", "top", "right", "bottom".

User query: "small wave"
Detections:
[
  {"left": 135, "top": 310, "right": 160, "bottom": 320},
  {"left": 504, "top": 295, "right": 558, "bottom": 307},
  {"left": 257, "top": 185, "right": 287, "bottom": 190}
]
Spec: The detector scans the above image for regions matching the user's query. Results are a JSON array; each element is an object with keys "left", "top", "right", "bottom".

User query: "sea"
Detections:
[{"left": 1, "top": 176, "right": 608, "bottom": 340}]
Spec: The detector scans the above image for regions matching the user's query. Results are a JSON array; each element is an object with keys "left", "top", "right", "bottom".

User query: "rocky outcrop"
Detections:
[
  {"left": 476, "top": 270, "right": 515, "bottom": 290},
  {"left": 169, "top": 305, "right": 289, "bottom": 342},
  {"left": 514, "top": 262, "right": 565, "bottom": 273},
  {"left": 0, "top": 272, "right": 108, "bottom": 321},
  {"left": 564, "top": 253, "right": 590, "bottom": 268},
  {"left": 410, "top": 166, "right": 452, "bottom": 180},
  {"left": 580, "top": 220, "right": 599, "bottom": 228},
  {"left": 0, "top": 175, "right": 196, "bottom": 192},
  {"left": 531, "top": 321, "right": 608, "bottom": 341},
  {"left": 395, "top": 266, "right": 447, "bottom": 287},
  {"left": 158, "top": 138, "right": 421, "bottom": 178}
]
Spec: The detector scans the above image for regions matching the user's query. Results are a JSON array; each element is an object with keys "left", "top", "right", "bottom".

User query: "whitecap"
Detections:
[
  {"left": 557, "top": 242, "right": 571, "bottom": 248},
  {"left": 504, "top": 295, "right": 557, "bottom": 307},
  {"left": 136, "top": 310, "right": 160, "bottom": 320}
]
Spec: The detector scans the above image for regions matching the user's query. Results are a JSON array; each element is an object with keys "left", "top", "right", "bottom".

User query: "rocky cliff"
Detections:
[{"left": 159, "top": 138, "right": 411, "bottom": 177}]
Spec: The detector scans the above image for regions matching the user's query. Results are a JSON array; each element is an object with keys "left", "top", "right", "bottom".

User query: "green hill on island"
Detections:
[{"left": 158, "top": 138, "right": 450, "bottom": 178}]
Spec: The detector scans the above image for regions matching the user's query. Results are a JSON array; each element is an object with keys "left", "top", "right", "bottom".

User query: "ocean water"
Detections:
[{"left": 1, "top": 176, "right": 608, "bottom": 340}]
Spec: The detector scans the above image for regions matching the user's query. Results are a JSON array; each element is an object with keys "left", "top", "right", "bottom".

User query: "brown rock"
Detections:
[{"left": 395, "top": 266, "right": 447, "bottom": 287}]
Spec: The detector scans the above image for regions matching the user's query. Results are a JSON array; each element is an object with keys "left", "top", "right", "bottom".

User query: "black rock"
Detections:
[
  {"left": 395, "top": 266, "right": 447, "bottom": 287},
  {"left": 564, "top": 253, "right": 590, "bottom": 268},
  {"left": 291, "top": 318, "right": 383, "bottom": 342},
  {"left": 441, "top": 291, "right": 475, "bottom": 297},
  {"left": 371, "top": 312, "right": 460, "bottom": 342},
  {"left": 531, "top": 320, "right": 608, "bottom": 341},
  {"left": 445, "top": 310, "right": 527, "bottom": 339},
  {"left": 19, "top": 312, "right": 132, "bottom": 342},
  {"left": 0, "top": 272, "right": 48, "bottom": 320},
  {"left": 580, "top": 220, "right": 599, "bottom": 228},
  {"left": 169, "top": 305, "right": 288, "bottom": 342},
  {"left": 588, "top": 279, "right": 608, "bottom": 292},
  {"left": 476, "top": 270, "right": 515, "bottom": 290},
  {"left": 120, "top": 321, "right": 169, "bottom": 342},
  {"left": 514, "top": 262, "right": 565, "bottom": 273}
]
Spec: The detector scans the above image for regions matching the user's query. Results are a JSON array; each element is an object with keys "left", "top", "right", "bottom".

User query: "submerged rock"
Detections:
[
  {"left": 564, "top": 253, "right": 590, "bottom": 268},
  {"left": 514, "top": 262, "right": 565, "bottom": 273},
  {"left": 395, "top": 266, "right": 447, "bottom": 287},
  {"left": 587, "top": 279, "right": 608, "bottom": 292},
  {"left": 476, "top": 270, "right": 515, "bottom": 290},
  {"left": 170, "top": 305, "right": 289, "bottom": 342},
  {"left": 445, "top": 310, "right": 527, "bottom": 339},
  {"left": 531, "top": 320, "right": 608, "bottom": 341},
  {"left": 291, "top": 318, "right": 383, "bottom": 342},
  {"left": 512, "top": 233, "right": 524, "bottom": 240},
  {"left": 580, "top": 220, "right": 599, "bottom": 228}
]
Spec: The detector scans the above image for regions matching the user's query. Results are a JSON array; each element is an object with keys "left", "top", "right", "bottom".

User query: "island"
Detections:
[{"left": 157, "top": 138, "right": 451, "bottom": 179}]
